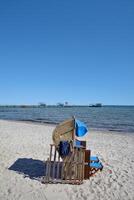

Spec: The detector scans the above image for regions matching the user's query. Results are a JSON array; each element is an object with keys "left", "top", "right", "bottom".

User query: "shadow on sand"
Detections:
[{"left": 8, "top": 158, "right": 45, "bottom": 180}]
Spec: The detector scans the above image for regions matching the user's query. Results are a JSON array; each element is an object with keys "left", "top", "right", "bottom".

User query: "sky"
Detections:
[{"left": 0, "top": 0, "right": 134, "bottom": 105}]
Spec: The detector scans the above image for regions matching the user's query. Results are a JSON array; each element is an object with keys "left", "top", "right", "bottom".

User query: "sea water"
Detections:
[{"left": 0, "top": 106, "right": 134, "bottom": 133}]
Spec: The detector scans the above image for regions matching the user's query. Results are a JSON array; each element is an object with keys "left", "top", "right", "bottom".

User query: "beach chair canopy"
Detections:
[
  {"left": 52, "top": 118, "right": 88, "bottom": 146},
  {"left": 52, "top": 118, "right": 74, "bottom": 146}
]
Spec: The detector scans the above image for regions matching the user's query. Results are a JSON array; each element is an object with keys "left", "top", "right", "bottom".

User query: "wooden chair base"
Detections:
[{"left": 43, "top": 144, "right": 85, "bottom": 185}]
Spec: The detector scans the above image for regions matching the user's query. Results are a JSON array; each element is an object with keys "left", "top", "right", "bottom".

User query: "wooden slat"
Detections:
[
  {"left": 56, "top": 153, "right": 60, "bottom": 179},
  {"left": 61, "top": 156, "right": 67, "bottom": 179},
  {"left": 49, "top": 144, "right": 53, "bottom": 161},
  {"left": 46, "top": 158, "right": 50, "bottom": 182},
  {"left": 44, "top": 158, "right": 49, "bottom": 182},
  {"left": 48, "top": 145, "right": 53, "bottom": 180},
  {"left": 74, "top": 148, "right": 78, "bottom": 180},
  {"left": 77, "top": 149, "right": 80, "bottom": 181},
  {"left": 52, "top": 146, "right": 57, "bottom": 179},
  {"left": 69, "top": 160, "right": 73, "bottom": 180},
  {"left": 82, "top": 148, "right": 85, "bottom": 181},
  {"left": 79, "top": 148, "right": 82, "bottom": 181},
  {"left": 79, "top": 148, "right": 83, "bottom": 181}
]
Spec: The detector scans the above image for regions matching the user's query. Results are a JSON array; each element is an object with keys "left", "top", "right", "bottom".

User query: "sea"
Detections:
[{"left": 0, "top": 106, "right": 134, "bottom": 133}]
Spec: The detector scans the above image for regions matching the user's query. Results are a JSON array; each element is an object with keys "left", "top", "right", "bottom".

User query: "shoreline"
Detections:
[{"left": 0, "top": 118, "right": 133, "bottom": 136}]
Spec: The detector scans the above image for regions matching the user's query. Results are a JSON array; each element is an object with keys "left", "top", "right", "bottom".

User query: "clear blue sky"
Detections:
[{"left": 0, "top": 0, "right": 134, "bottom": 105}]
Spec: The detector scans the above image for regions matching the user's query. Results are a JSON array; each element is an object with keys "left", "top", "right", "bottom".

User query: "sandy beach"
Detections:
[{"left": 0, "top": 120, "right": 134, "bottom": 200}]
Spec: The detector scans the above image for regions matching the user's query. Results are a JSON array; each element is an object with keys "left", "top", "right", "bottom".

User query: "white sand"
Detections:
[{"left": 0, "top": 120, "right": 134, "bottom": 200}]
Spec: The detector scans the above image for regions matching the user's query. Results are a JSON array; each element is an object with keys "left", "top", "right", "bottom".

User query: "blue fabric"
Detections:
[
  {"left": 75, "top": 120, "right": 88, "bottom": 137},
  {"left": 75, "top": 140, "right": 85, "bottom": 148},
  {"left": 89, "top": 162, "right": 103, "bottom": 169},
  {"left": 59, "top": 141, "right": 70, "bottom": 157},
  {"left": 90, "top": 156, "right": 99, "bottom": 162},
  {"left": 75, "top": 140, "right": 81, "bottom": 146},
  {"left": 74, "top": 144, "right": 83, "bottom": 148}
]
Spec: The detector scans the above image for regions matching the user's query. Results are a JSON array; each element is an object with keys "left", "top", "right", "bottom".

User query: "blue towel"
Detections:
[
  {"left": 90, "top": 156, "right": 99, "bottom": 162},
  {"left": 59, "top": 141, "right": 70, "bottom": 157},
  {"left": 89, "top": 162, "right": 103, "bottom": 169},
  {"left": 75, "top": 120, "right": 88, "bottom": 137}
]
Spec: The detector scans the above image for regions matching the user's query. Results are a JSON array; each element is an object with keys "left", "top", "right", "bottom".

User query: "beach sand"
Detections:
[{"left": 0, "top": 120, "right": 134, "bottom": 200}]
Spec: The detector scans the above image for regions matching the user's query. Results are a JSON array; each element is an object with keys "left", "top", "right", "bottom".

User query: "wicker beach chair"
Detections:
[
  {"left": 43, "top": 117, "right": 103, "bottom": 184},
  {"left": 43, "top": 117, "right": 85, "bottom": 184}
]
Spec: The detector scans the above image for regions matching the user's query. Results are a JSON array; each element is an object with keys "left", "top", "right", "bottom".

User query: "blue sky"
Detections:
[{"left": 0, "top": 0, "right": 134, "bottom": 105}]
